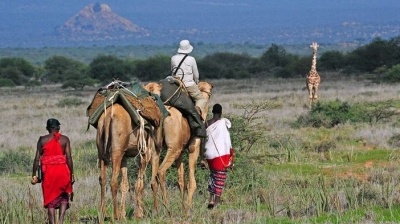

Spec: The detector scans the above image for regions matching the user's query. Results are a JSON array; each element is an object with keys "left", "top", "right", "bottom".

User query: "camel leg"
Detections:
[
  {"left": 157, "top": 146, "right": 183, "bottom": 207},
  {"left": 133, "top": 149, "right": 151, "bottom": 219},
  {"left": 199, "top": 138, "right": 207, "bottom": 169},
  {"left": 186, "top": 138, "right": 201, "bottom": 209},
  {"left": 151, "top": 143, "right": 161, "bottom": 214},
  {"left": 119, "top": 157, "right": 129, "bottom": 220},
  {"left": 175, "top": 154, "right": 185, "bottom": 211},
  {"left": 110, "top": 156, "right": 122, "bottom": 220},
  {"left": 99, "top": 159, "right": 107, "bottom": 224}
]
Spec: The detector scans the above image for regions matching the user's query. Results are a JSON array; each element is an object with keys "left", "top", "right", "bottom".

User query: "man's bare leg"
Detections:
[
  {"left": 58, "top": 202, "right": 68, "bottom": 224},
  {"left": 47, "top": 208, "right": 56, "bottom": 224}
]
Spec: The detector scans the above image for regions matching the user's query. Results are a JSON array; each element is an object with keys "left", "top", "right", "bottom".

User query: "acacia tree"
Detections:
[
  {"left": 133, "top": 55, "right": 170, "bottom": 81},
  {"left": 199, "top": 52, "right": 256, "bottom": 79},
  {"left": 89, "top": 55, "right": 134, "bottom": 84},
  {"left": 346, "top": 37, "right": 400, "bottom": 72},
  {"left": 44, "top": 56, "right": 88, "bottom": 83},
  {"left": 0, "top": 57, "right": 36, "bottom": 86},
  {"left": 320, "top": 51, "right": 346, "bottom": 71}
]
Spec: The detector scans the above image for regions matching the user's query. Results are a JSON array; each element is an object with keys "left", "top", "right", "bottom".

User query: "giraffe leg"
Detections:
[
  {"left": 307, "top": 84, "right": 314, "bottom": 100},
  {"left": 307, "top": 85, "right": 313, "bottom": 108},
  {"left": 314, "top": 84, "right": 319, "bottom": 100}
]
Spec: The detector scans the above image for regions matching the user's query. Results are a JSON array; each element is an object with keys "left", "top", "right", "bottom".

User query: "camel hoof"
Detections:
[{"left": 134, "top": 213, "right": 143, "bottom": 219}]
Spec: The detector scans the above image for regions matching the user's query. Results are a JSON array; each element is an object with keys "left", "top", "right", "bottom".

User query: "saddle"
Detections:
[
  {"left": 159, "top": 77, "right": 206, "bottom": 138},
  {"left": 86, "top": 80, "right": 167, "bottom": 130}
]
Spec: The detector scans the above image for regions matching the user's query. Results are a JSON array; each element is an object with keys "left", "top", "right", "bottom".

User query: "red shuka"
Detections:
[{"left": 40, "top": 133, "right": 73, "bottom": 208}]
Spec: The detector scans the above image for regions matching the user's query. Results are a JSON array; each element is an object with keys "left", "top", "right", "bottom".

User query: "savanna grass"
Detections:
[{"left": 1, "top": 77, "right": 400, "bottom": 223}]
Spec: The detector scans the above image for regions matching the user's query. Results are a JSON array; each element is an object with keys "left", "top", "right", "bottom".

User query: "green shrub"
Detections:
[
  {"left": 295, "top": 100, "right": 370, "bottom": 128},
  {"left": 228, "top": 100, "right": 282, "bottom": 151},
  {"left": 24, "top": 80, "right": 41, "bottom": 87},
  {"left": 0, "top": 78, "right": 16, "bottom": 87}
]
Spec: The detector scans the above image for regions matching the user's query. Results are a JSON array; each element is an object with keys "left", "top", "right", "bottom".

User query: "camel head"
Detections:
[
  {"left": 144, "top": 82, "right": 162, "bottom": 96},
  {"left": 198, "top": 81, "right": 213, "bottom": 99}
]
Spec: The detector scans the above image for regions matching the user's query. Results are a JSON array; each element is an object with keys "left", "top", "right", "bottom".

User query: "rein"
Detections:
[{"left": 201, "top": 89, "right": 212, "bottom": 98}]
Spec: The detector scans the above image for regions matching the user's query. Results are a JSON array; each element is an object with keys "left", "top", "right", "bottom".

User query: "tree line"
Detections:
[{"left": 1, "top": 36, "right": 400, "bottom": 89}]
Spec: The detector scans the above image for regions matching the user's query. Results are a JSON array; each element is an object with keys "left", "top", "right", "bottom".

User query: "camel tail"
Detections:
[{"left": 102, "top": 114, "right": 113, "bottom": 166}]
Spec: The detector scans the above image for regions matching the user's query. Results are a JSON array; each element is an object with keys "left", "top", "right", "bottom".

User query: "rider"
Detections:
[
  {"left": 171, "top": 39, "right": 207, "bottom": 119},
  {"left": 159, "top": 77, "right": 207, "bottom": 138}
]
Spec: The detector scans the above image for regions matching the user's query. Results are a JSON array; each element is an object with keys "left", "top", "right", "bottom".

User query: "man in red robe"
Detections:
[{"left": 31, "top": 118, "right": 74, "bottom": 224}]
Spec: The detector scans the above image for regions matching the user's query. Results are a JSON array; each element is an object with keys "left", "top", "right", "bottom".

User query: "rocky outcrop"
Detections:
[{"left": 56, "top": 3, "right": 149, "bottom": 40}]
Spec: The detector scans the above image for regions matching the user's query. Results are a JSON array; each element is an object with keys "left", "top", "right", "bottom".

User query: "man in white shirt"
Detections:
[
  {"left": 205, "top": 104, "right": 234, "bottom": 209},
  {"left": 171, "top": 40, "right": 207, "bottom": 118}
]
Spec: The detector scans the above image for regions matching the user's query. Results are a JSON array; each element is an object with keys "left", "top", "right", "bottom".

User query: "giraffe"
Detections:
[{"left": 306, "top": 42, "right": 321, "bottom": 107}]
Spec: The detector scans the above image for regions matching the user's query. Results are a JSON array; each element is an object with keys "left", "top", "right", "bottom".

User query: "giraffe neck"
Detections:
[{"left": 310, "top": 53, "right": 317, "bottom": 73}]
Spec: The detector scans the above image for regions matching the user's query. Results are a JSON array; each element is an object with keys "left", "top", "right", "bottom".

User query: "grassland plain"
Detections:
[{"left": 1, "top": 76, "right": 400, "bottom": 223}]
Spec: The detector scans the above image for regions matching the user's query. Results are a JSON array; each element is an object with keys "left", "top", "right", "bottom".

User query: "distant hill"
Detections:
[
  {"left": 56, "top": 3, "right": 149, "bottom": 41},
  {"left": 0, "top": 1, "right": 399, "bottom": 48}
]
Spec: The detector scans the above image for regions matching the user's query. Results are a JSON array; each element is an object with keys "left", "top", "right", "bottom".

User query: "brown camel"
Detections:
[
  {"left": 96, "top": 103, "right": 156, "bottom": 222},
  {"left": 144, "top": 81, "right": 213, "bottom": 214}
]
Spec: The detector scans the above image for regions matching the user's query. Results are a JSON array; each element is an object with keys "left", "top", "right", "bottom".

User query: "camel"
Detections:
[
  {"left": 144, "top": 81, "right": 213, "bottom": 214},
  {"left": 96, "top": 103, "right": 156, "bottom": 222}
]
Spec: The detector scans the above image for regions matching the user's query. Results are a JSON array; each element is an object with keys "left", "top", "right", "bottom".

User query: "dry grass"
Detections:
[{"left": 1, "top": 77, "right": 400, "bottom": 223}]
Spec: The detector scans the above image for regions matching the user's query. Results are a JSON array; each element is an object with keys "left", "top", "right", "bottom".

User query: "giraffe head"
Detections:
[{"left": 310, "top": 42, "right": 319, "bottom": 54}]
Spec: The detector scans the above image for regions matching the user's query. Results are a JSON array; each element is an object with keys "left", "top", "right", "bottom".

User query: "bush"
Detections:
[
  {"left": 0, "top": 78, "right": 16, "bottom": 87},
  {"left": 381, "top": 64, "right": 400, "bottom": 83},
  {"left": 228, "top": 100, "right": 282, "bottom": 151},
  {"left": 295, "top": 100, "right": 370, "bottom": 128},
  {"left": 25, "top": 80, "right": 41, "bottom": 87}
]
